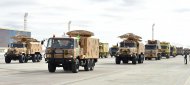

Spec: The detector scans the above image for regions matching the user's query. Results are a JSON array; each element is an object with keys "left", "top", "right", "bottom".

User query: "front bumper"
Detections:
[{"left": 46, "top": 58, "right": 74, "bottom": 64}]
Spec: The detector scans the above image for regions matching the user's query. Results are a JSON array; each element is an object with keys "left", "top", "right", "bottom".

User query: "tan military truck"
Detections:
[
  {"left": 160, "top": 42, "right": 170, "bottom": 58},
  {"left": 184, "top": 48, "right": 190, "bottom": 55},
  {"left": 44, "top": 30, "right": 99, "bottom": 73},
  {"left": 170, "top": 45, "right": 177, "bottom": 57},
  {"left": 4, "top": 35, "right": 42, "bottom": 63},
  {"left": 145, "top": 40, "right": 161, "bottom": 60},
  {"left": 99, "top": 42, "right": 109, "bottom": 58},
  {"left": 109, "top": 45, "right": 119, "bottom": 57},
  {"left": 115, "top": 33, "right": 145, "bottom": 64},
  {"left": 176, "top": 47, "right": 184, "bottom": 56}
]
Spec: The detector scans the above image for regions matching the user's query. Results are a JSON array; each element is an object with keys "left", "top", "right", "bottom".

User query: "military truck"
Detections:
[
  {"left": 176, "top": 47, "right": 184, "bottom": 56},
  {"left": 109, "top": 45, "right": 119, "bottom": 57},
  {"left": 115, "top": 33, "right": 145, "bottom": 64},
  {"left": 170, "top": 45, "right": 177, "bottom": 57},
  {"left": 145, "top": 40, "right": 161, "bottom": 60},
  {"left": 160, "top": 42, "right": 170, "bottom": 58},
  {"left": 99, "top": 43, "right": 109, "bottom": 58},
  {"left": 4, "top": 35, "right": 42, "bottom": 63},
  {"left": 183, "top": 48, "right": 190, "bottom": 55},
  {"left": 44, "top": 30, "right": 99, "bottom": 73}
]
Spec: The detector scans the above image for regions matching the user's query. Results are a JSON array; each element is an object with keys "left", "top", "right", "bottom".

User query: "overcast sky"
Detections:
[{"left": 0, "top": 0, "right": 190, "bottom": 47}]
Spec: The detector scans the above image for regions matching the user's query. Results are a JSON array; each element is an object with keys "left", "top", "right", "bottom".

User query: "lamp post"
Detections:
[
  {"left": 152, "top": 23, "right": 155, "bottom": 40},
  {"left": 68, "top": 21, "right": 71, "bottom": 32}
]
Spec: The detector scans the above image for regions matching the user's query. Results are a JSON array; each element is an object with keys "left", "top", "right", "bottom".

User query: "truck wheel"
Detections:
[
  {"left": 48, "top": 63, "right": 56, "bottom": 73},
  {"left": 138, "top": 56, "right": 141, "bottom": 63},
  {"left": 36, "top": 54, "right": 41, "bottom": 62},
  {"left": 32, "top": 55, "right": 37, "bottom": 62},
  {"left": 19, "top": 55, "right": 25, "bottom": 63},
  {"left": 158, "top": 55, "right": 161, "bottom": 60},
  {"left": 166, "top": 55, "right": 169, "bottom": 59},
  {"left": 123, "top": 60, "right": 128, "bottom": 64},
  {"left": 132, "top": 57, "right": 137, "bottom": 64},
  {"left": 115, "top": 57, "right": 121, "bottom": 64},
  {"left": 111, "top": 55, "right": 113, "bottom": 58},
  {"left": 138, "top": 55, "right": 144, "bottom": 63},
  {"left": 141, "top": 57, "right": 144, "bottom": 63},
  {"left": 72, "top": 59, "right": 79, "bottom": 73},
  {"left": 24, "top": 57, "right": 28, "bottom": 63},
  {"left": 90, "top": 61, "right": 95, "bottom": 71},
  {"left": 84, "top": 59, "right": 90, "bottom": 71},
  {"left": 5, "top": 57, "right": 11, "bottom": 63},
  {"left": 63, "top": 66, "right": 69, "bottom": 71},
  {"left": 148, "top": 58, "right": 152, "bottom": 60}
]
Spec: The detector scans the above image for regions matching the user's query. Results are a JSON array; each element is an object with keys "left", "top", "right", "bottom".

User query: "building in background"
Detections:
[{"left": 0, "top": 28, "right": 31, "bottom": 54}]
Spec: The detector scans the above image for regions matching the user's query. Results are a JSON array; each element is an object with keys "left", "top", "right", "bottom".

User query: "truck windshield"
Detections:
[
  {"left": 145, "top": 45, "right": 156, "bottom": 50},
  {"left": 47, "top": 38, "right": 74, "bottom": 49},
  {"left": 111, "top": 48, "right": 119, "bottom": 52},
  {"left": 161, "top": 46, "right": 167, "bottom": 49},
  {"left": 120, "top": 42, "right": 136, "bottom": 47},
  {"left": 10, "top": 43, "right": 25, "bottom": 48}
]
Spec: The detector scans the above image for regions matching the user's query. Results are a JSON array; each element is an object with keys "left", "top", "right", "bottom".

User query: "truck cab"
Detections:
[
  {"left": 109, "top": 46, "right": 119, "bottom": 57},
  {"left": 160, "top": 42, "right": 170, "bottom": 58},
  {"left": 4, "top": 42, "right": 27, "bottom": 63},
  {"left": 115, "top": 40, "right": 144, "bottom": 64},
  {"left": 144, "top": 40, "right": 161, "bottom": 60},
  {"left": 45, "top": 37, "right": 79, "bottom": 60},
  {"left": 170, "top": 46, "right": 177, "bottom": 57}
]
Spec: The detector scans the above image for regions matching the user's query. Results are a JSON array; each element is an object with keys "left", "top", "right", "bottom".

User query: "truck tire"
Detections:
[
  {"left": 123, "top": 60, "right": 128, "bottom": 64},
  {"left": 90, "top": 60, "right": 95, "bottom": 71},
  {"left": 5, "top": 57, "right": 11, "bottom": 63},
  {"left": 48, "top": 63, "right": 56, "bottom": 73},
  {"left": 63, "top": 66, "right": 69, "bottom": 71},
  {"left": 25, "top": 57, "right": 28, "bottom": 63},
  {"left": 166, "top": 55, "right": 169, "bottom": 59},
  {"left": 84, "top": 59, "right": 90, "bottom": 71},
  {"left": 132, "top": 57, "right": 137, "bottom": 64},
  {"left": 138, "top": 56, "right": 141, "bottom": 63},
  {"left": 148, "top": 58, "right": 152, "bottom": 60},
  {"left": 138, "top": 55, "right": 144, "bottom": 63},
  {"left": 72, "top": 59, "right": 79, "bottom": 73},
  {"left": 158, "top": 54, "right": 161, "bottom": 60},
  {"left": 19, "top": 55, "right": 25, "bottom": 63},
  {"left": 115, "top": 57, "right": 121, "bottom": 64},
  {"left": 32, "top": 55, "right": 37, "bottom": 62},
  {"left": 111, "top": 55, "right": 113, "bottom": 58},
  {"left": 141, "top": 56, "right": 144, "bottom": 63},
  {"left": 36, "top": 54, "right": 41, "bottom": 62}
]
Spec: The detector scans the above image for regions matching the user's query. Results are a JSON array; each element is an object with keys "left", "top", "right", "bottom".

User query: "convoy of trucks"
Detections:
[{"left": 2, "top": 27, "right": 189, "bottom": 74}]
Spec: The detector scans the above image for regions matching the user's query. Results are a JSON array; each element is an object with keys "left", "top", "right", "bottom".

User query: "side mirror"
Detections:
[{"left": 41, "top": 40, "right": 45, "bottom": 45}]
